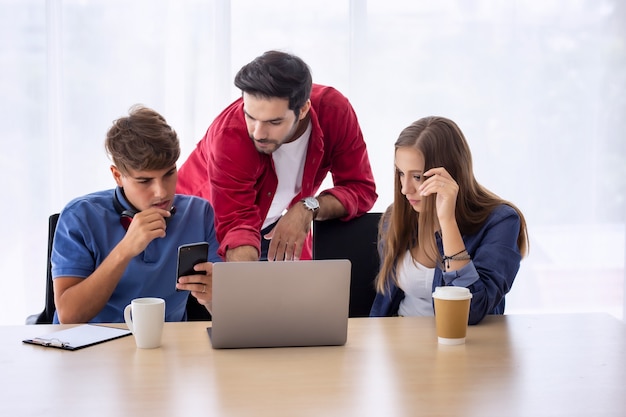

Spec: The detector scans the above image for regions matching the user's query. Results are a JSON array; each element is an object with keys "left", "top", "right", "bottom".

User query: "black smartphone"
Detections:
[{"left": 176, "top": 242, "right": 209, "bottom": 291}]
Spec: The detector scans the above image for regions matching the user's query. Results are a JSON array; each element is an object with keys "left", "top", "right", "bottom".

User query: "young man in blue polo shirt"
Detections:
[{"left": 51, "top": 105, "right": 221, "bottom": 323}]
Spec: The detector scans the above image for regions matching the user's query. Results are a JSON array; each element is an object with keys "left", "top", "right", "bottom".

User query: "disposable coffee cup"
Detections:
[
  {"left": 124, "top": 297, "right": 165, "bottom": 349},
  {"left": 432, "top": 287, "right": 472, "bottom": 345}
]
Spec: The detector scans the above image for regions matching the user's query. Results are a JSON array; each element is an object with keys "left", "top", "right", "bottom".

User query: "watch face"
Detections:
[{"left": 304, "top": 196, "right": 319, "bottom": 210}]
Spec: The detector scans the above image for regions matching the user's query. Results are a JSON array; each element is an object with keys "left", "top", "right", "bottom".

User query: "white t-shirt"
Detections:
[
  {"left": 262, "top": 122, "right": 312, "bottom": 229},
  {"left": 397, "top": 250, "right": 436, "bottom": 316}
]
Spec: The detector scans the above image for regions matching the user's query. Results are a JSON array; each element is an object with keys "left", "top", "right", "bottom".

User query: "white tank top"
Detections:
[{"left": 397, "top": 250, "right": 436, "bottom": 316}]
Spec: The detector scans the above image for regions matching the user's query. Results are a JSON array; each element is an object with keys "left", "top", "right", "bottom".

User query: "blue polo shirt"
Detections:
[{"left": 51, "top": 188, "right": 221, "bottom": 323}]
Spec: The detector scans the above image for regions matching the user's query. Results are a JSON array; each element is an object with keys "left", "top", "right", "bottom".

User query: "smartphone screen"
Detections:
[{"left": 176, "top": 242, "right": 209, "bottom": 290}]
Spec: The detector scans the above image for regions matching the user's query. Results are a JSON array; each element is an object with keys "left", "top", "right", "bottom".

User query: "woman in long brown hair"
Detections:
[{"left": 370, "top": 116, "right": 528, "bottom": 324}]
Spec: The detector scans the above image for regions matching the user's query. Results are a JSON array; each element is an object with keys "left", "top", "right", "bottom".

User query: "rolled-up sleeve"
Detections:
[{"left": 448, "top": 206, "right": 523, "bottom": 325}]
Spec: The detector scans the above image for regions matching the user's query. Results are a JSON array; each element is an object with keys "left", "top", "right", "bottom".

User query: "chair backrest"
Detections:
[
  {"left": 313, "top": 212, "right": 382, "bottom": 317},
  {"left": 27, "top": 212, "right": 210, "bottom": 324},
  {"left": 26, "top": 213, "right": 59, "bottom": 324},
  {"left": 186, "top": 293, "right": 212, "bottom": 321}
]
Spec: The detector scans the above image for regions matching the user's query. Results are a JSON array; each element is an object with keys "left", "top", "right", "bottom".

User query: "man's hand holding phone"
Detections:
[{"left": 176, "top": 242, "right": 213, "bottom": 308}]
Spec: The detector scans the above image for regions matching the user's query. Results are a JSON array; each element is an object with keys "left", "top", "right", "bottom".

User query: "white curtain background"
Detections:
[{"left": 1, "top": 0, "right": 624, "bottom": 324}]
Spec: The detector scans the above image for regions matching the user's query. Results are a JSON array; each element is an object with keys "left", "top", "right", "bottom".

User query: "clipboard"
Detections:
[{"left": 23, "top": 324, "right": 132, "bottom": 351}]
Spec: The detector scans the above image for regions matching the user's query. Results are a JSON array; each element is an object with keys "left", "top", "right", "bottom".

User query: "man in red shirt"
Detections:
[{"left": 177, "top": 50, "right": 377, "bottom": 262}]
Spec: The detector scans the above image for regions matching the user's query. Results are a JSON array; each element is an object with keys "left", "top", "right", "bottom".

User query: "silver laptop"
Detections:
[{"left": 208, "top": 259, "right": 351, "bottom": 349}]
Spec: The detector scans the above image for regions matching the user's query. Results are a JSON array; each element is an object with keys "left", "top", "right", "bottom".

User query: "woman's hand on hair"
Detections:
[{"left": 419, "top": 167, "right": 459, "bottom": 224}]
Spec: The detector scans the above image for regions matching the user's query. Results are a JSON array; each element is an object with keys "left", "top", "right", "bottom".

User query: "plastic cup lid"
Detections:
[{"left": 432, "top": 286, "right": 473, "bottom": 300}]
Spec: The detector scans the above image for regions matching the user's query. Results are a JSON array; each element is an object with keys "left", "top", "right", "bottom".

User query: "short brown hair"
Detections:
[{"left": 105, "top": 105, "right": 180, "bottom": 174}]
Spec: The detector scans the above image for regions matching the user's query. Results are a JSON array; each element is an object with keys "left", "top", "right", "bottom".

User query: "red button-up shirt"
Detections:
[{"left": 177, "top": 84, "right": 378, "bottom": 259}]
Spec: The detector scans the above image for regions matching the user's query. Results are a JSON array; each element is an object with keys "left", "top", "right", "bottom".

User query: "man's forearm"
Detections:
[
  {"left": 225, "top": 245, "right": 260, "bottom": 262},
  {"left": 314, "top": 193, "right": 347, "bottom": 221}
]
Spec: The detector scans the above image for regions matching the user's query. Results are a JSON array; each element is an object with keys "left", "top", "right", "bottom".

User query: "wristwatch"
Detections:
[{"left": 302, "top": 196, "right": 320, "bottom": 219}]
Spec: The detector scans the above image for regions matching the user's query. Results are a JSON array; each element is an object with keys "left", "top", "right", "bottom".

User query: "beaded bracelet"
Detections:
[{"left": 442, "top": 249, "right": 471, "bottom": 270}]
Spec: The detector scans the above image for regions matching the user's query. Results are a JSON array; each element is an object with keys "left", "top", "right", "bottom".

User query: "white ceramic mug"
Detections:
[{"left": 123, "top": 297, "right": 165, "bottom": 349}]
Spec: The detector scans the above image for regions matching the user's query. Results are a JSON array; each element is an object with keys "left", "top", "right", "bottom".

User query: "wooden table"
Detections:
[{"left": 2, "top": 314, "right": 625, "bottom": 417}]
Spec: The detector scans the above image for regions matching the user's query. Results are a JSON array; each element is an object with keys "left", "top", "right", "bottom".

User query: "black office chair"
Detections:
[
  {"left": 26, "top": 212, "right": 211, "bottom": 324},
  {"left": 26, "top": 213, "right": 60, "bottom": 324},
  {"left": 185, "top": 296, "right": 212, "bottom": 321},
  {"left": 313, "top": 212, "right": 382, "bottom": 317}
]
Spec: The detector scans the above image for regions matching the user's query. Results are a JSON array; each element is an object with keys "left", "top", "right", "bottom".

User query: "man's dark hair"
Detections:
[{"left": 234, "top": 50, "right": 312, "bottom": 118}]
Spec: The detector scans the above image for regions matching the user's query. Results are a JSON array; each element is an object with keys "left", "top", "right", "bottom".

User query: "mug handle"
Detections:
[{"left": 123, "top": 304, "right": 134, "bottom": 333}]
